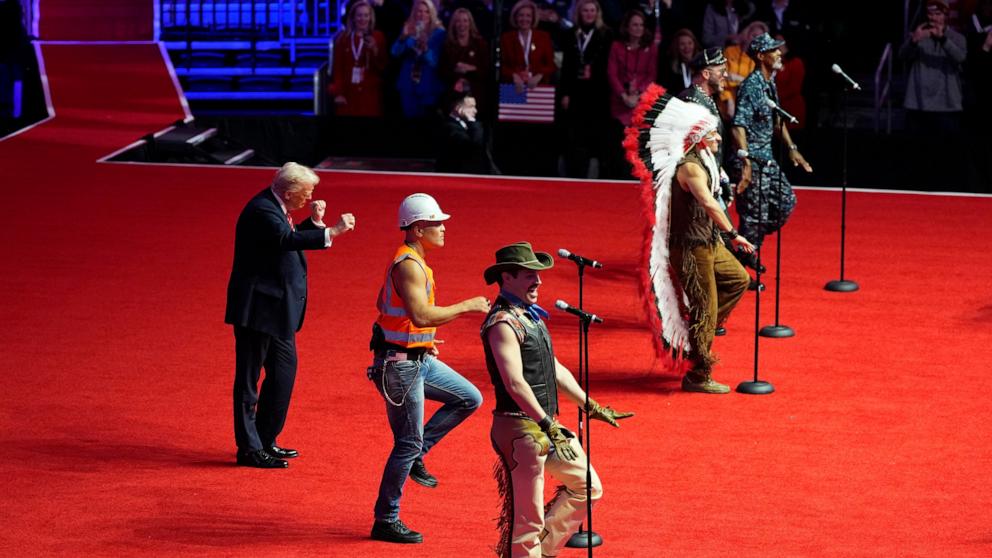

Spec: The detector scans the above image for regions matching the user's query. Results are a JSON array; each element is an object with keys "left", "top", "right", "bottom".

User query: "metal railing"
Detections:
[
  {"left": 874, "top": 43, "right": 893, "bottom": 134},
  {"left": 160, "top": 1, "right": 343, "bottom": 44}
]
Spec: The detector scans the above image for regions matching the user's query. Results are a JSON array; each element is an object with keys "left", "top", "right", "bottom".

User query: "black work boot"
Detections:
[
  {"left": 371, "top": 519, "right": 423, "bottom": 544},
  {"left": 409, "top": 458, "right": 438, "bottom": 488}
]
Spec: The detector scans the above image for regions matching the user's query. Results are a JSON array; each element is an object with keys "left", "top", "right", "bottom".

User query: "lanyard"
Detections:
[
  {"left": 518, "top": 30, "right": 532, "bottom": 69},
  {"left": 577, "top": 29, "right": 594, "bottom": 62},
  {"left": 351, "top": 34, "right": 364, "bottom": 63},
  {"left": 681, "top": 62, "right": 691, "bottom": 88}
]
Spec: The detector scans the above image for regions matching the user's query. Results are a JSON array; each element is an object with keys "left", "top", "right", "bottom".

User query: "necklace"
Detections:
[{"left": 692, "top": 84, "right": 719, "bottom": 116}]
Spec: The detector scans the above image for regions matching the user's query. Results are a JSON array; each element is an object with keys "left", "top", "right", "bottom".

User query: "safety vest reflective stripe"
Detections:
[
  {"left": 378, "top": 254, "right": 431, "bottom": 316},
  {"left": 374, "top": 245, "right": 437, "bottom": 349},
  {"left": 382, "top": 330, "right": 435, "bottom": 344}
]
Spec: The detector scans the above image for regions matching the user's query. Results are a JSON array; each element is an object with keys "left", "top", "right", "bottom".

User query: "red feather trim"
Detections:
[
  {"left": 629, "top": 83, "right": 666, "bottom": 128},
  {"left": 620, "top": 82, "right": 685, "bottom": 372}
]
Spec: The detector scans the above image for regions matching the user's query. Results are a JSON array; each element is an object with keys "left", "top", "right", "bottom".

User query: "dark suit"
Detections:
[
  {"left": 225, "top": 188, "right": 328, "bottom": 452},
  {"left": 435, "top": 116, "right": 496, "bottom": 175}
]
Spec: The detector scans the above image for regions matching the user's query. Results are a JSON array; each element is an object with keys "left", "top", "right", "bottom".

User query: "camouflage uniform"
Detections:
[{"left": 731, "top": 69, "right": 797, "bottom": 249}]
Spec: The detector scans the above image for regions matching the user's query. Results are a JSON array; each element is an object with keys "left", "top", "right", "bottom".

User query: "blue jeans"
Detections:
[{"left": 371, "top": 355, "right": 482, "bottom": 522}]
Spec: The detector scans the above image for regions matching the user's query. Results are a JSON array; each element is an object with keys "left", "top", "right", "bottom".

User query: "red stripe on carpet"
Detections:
[{"left": 1, "top": 45, "right": 991, "bottom": 558}]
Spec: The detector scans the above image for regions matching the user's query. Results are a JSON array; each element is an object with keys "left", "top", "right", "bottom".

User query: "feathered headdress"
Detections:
[{"left": 624, "top": 84, "right": 719, "bottom": 361}]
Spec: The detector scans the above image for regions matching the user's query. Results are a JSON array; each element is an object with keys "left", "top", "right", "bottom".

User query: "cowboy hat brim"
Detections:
[{"left": 484, "top": 251, "right": 554, "bottom": 285}]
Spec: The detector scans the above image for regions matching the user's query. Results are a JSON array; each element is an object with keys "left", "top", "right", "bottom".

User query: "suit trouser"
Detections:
[
  {"left": 233, "top": 325, "right": 297, "bottom": 451},
  {"left": 491, "top": 415, "right": 603, "bottom": 558},
  {"left": 669, "top": 241, "right": 750, "bottom": 378}
]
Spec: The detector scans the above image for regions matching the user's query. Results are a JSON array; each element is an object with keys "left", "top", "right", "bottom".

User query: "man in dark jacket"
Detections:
[
  {"left": 225, "top": 162, "right": 355, "bottom": 468},
  {"left": 435, "top": 91, "right": 497, "bottom": 174}
]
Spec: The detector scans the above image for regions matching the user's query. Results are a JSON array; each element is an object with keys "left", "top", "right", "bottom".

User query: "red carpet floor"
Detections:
[{"left": 1, "top": 44, "right": 991, "bottom": 557}]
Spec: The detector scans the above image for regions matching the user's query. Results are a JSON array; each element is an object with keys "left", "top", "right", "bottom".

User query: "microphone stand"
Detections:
[
  {"left": 565, "top": 261, "right": 602, "bottom": 551},
  {"left": 738, "top": 161, "right": 775, "bottom": 395},
  {"left": 759, "top": 116, "right": 795, "bottom": 338},
  {"left": 824, "top": 84, "right": 859, "bottom": 292}
]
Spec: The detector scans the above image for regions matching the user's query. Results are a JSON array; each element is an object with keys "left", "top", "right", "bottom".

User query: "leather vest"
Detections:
[
  {"left": 481, "top": 297, "right": 558, "bottom": 418},
  {"left": 670, "top": 149, "right": 720, "bottom": 248}
]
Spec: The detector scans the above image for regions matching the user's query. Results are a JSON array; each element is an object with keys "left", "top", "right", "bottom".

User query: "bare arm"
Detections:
[
  {"left": 731, "top": 125, "right": 753, "bottom": 193},
  {"left": 488, "top": 323, "right": 551, "bottom": 421},
  {"left": 678, "top": 161, "right": 755, "bottom": 252},
  {"left": 392, "top": 259, "right": 489, "bottom": 328},
  {"left": 777, "top": 121, "right": 812, "bottom": 172}
]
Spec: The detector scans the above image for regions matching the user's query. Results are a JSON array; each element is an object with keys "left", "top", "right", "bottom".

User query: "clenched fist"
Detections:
[{"left": 331, "top": 213, "right": 356, "bottom": 237}]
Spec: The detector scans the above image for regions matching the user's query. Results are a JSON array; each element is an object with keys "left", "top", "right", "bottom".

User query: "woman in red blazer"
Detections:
[
  {"left": 499, "top": 0, "right": 556, "bottom": 89},
  {"left": 329, "top": 0, "right": 388, "bottom": 117}
]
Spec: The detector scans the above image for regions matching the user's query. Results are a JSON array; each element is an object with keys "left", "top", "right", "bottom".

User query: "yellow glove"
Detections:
[
  {"left": 539, "top": 416, "right": 578, "bottom": 461},
  {"left": 585, "top": 398, "right": 635, "bottom": 427}
]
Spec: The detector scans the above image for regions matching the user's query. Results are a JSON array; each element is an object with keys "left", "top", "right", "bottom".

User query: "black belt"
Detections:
[{"left": 374, "top": 348, "right": 428, "bottom": 362}]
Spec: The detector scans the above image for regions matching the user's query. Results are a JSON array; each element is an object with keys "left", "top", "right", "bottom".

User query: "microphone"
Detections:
[
  {"left": 555, "top": 300, "right": 603, "bottom": 323},
  {"left": 764, "top": 97, "right": 799, "bottom": 125},
  {"left": 558, "top": 248, "right": 602, "bottom": 269},
  {"left": 831, "top": 64, "right": 862, "bottom": 91}
]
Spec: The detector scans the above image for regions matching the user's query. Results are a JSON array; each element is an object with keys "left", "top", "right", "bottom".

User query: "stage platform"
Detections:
[{"left": 1, "top": 43, "right": 991, "bottom": 557}]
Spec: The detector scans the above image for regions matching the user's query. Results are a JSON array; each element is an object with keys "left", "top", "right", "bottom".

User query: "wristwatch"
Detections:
[{"left": 737, "top": 149, "right": 749, "bottom": 159}]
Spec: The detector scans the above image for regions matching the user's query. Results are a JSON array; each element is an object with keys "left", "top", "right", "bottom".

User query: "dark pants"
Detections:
[{"left": 233, "top": 325, "right": 297, "bottom": 452}]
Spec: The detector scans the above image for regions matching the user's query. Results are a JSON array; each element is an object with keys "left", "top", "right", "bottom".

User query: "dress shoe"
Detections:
[
  {"left": 266, "top": 445, "right": 298, "bottom": 459},
  {"left": 236, "top": 449, "right": 288, "bottom": 469},
  {"left": 681, "top": 375, "right": 731, "bottom": 394},
  {"left": 409, "top": 459, "right": 438, "bottom": 488},
  {"left": 736, "top": 249, "right": 767, "bottom": 273},
  {"left": 748, "top": 279, "right": 765, "bottom": 292},
  {"left": 715, "top": 326, "right": 727, "bottom": 336},
  {"left": 371, "top": 519, "right": 423, "bottom": 544}
]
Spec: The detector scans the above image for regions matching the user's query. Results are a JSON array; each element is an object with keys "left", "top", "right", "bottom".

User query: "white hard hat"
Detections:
[{"left": 398, "top": 193, "right": 451, "bottom": 228}]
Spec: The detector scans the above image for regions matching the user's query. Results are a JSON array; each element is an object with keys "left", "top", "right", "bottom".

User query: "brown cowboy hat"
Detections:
[{"left": 484, "top": 241, "right": 554, "bottom": 285}]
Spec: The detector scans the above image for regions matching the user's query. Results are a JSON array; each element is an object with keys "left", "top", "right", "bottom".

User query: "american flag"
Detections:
[{"left": 498, "top": 84, "right": 556, "bottom": 123}]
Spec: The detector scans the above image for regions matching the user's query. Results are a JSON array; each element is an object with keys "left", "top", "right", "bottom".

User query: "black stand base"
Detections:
[
  {"left": 566, "top": 530, "right": 603, "bottom": 548},
  {"left": 824, "top": 279, "right": 859, "bottom": 292},
  {"left": 736, "top": 380, "right": 775, "bottom": 394},
  {"left": 759, "top": 324, "right": 795, "bottom": 338}
]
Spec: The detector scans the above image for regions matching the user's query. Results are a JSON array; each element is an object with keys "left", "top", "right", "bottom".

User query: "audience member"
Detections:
[
  {"left": 440, "top": 8, "right": 492, "bottom": 117},
  {"left": 330, "top": 1, "right": 389, "bottom": 117},
  {"left": 452, "top": 0, "right": 496, "bottom": 41},
  {"left": 753, "top": 0, "right": 807, "bottom": 42},
  {"left": 606, "top": 9, "right": 657, "bottom": 177},
  {"left": 773, "top": 33, "right": 804, "bottom": 130},
  {"left": 391, "top": 0, "right": 447, "bottom": 118},
  {"left": 900, "top": 0, "right": 966, "bottom": 132},
  {"left": 720, "top": 20, "right": 768, "bottom": 118},
  {"left": 702, "top": 0, "right": 755, "bottom": 49},
  {"left": 608, "top": 9, "right": 657, "bottom": 126},
  {"left": 500, "top": 0, "right": 556, "bottom": 89},
  {"left": 625, "top": 0, "right": 690, "bottom": 49},
  {"left": 368, "top": 0, "right": 411, "bottom": 45},
  {"left": 658, "top": 27, "right": 700, "bottom": 94},
  {"left": 534, "top": 0, "right": 574, "bottom": 49},
  {"left": 559, "top": 0, "right": 613, "bottom": 177},
  {"left": 435, "top": 91, "right": 498, "bottom": 174}
]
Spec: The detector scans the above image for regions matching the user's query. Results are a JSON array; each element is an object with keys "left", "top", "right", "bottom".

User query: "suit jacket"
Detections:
[
  {"left": 435, "top": 116, "right": 494, "bottom": 174},
  {"left": 225, "top": 188, "right": 328, "bottom": 339}
]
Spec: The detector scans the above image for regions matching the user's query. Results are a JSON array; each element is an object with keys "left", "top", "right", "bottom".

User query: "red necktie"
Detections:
[{"left": 286, "top": 212, "right": 294, "bottom": 231}]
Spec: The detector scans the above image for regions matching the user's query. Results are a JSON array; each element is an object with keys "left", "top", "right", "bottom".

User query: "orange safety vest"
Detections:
[{"left": 375, "top": 244, "right": 436, "bottom": 349}]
